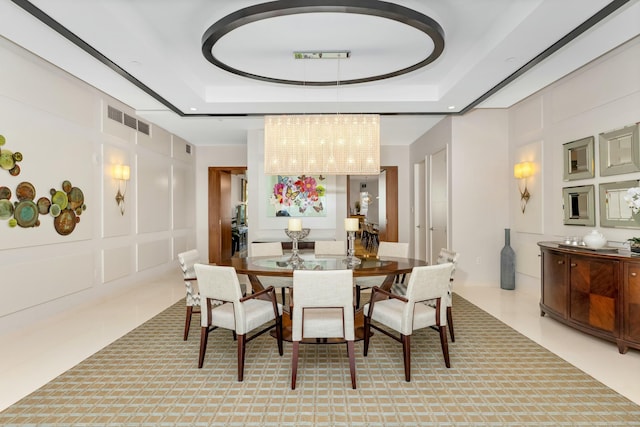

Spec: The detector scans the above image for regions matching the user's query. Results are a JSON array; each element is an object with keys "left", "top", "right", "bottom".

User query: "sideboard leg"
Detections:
[{"left": 617, "top": 340, "right": 628, "bottom": 354}]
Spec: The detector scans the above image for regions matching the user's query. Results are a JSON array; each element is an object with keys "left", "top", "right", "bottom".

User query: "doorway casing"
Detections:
[{"left": 208, "top": 166, "right": 247, "bottom": 264}]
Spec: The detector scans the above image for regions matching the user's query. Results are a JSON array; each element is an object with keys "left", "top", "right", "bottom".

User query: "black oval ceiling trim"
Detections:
[{"left": 201, "top": 0, "right": 445, "bottom": 86}]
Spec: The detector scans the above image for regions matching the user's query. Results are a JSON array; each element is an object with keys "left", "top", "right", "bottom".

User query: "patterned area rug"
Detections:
[{"left": 1, "top": 295, "right": 638, "bottom": 426}]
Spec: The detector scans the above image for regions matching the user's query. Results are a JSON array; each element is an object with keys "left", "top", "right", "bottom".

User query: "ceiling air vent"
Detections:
[
  {"left": 123, "top": 113, "right": 137, "bottom": 130},
  {"left": 107, "top": 105, "right": 123, "bottom": 123},
  {"left": 137, "top": 120, "right": 150, "bottom": 135}
]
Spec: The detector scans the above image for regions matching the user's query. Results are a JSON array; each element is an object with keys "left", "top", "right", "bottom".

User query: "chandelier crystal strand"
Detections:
[{"left": 264, "top": 114, "right": 379, "bottom": 175}]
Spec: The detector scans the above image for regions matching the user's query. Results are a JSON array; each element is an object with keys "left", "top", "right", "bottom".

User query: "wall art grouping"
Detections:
[
  {"left": 267, "top": 174, "right": 326, "bottom": 217},
  {"left": 0, "top": 133, "right": 24, "bottom": 176},
  {"left": 562, "top": 123, "right": 640, "bottom": 229},
  {"left": 0, "top": 133, "right": 87, "bottom": 235}
]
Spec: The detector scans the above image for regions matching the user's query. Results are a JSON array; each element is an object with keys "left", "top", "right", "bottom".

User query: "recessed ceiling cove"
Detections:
[{"left": 201, "top": 0, "right": 445, "bottom": 86}]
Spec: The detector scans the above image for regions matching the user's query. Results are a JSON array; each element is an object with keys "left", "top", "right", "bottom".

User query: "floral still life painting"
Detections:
[{"left": 268, "top": 175, "right": 326, "bottom": 217}]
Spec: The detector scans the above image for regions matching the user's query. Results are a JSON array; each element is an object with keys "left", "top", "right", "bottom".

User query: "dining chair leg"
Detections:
[
  {"left": 281, "top": 288, "right": 286, "bottom": 306},
  {"left": 291, "top": 341, "right": 300, "bottom": 390},
  {"left": 184, "top": 306, "right": 193, "bottom": 341},
  {"left": 347, "top": 340, "right": 357, "bottom": 389},
  {"left": 402, "top": 334, "right": 411, "bottom": 382},
  {"left": 447, "top": 306, "right": 455, "bottom": 342},
  {"left": 363, "top": 316, "right": 371, "bottom": 356},
  {"left": 275, "top": 315, "right": 284, "bottom": 356},
  {"left": 438, "top": 326, "right": 451, "bottom": 368},
  {"left": 355, "top": 285, "right": 361, "bottom": 308},
  {"left": 237, "top": 334, "right": 246, "bottom": 381},
  {"left": 198, "top": 326, "right": 208, "bottom": 368}
]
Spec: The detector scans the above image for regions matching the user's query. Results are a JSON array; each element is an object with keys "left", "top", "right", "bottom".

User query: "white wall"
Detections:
[
  {"left": 410, "top": 36, "right": 640, "bottom": 293},
  {"left": 0, "top": 37, "right": 196, "bottom": 334},
  {"left": 410, "top": 110, "right": 510, "bottom": 287},
  {"left": 410, "top": 117, "right": 453, "bottom": 261},
  {"left": 451, "top": 109, "right": 510, "bottom": 286},
  {"left": 508, "top": 35, "right": 640, "bottom": 295},
  {"left": 193, "top": 131, "right": 411, "bottom": 252}
]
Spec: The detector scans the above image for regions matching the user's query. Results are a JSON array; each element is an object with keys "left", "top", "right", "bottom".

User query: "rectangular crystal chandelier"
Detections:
[{"left": 264, "top": 114, "right": 380, "bottom": 175}]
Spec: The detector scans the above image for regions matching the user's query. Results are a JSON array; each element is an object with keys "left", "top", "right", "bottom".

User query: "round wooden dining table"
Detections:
[{"left": 220, "top": 254, "right": 428, "bottom": 343}]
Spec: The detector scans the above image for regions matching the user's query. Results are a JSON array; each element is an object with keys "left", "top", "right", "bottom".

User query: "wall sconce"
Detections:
[
  {"left": 112, "top": 164, "right": 130, "bottom": 215},
  {"left": 513, "top": 161, "right": 533, "bottom": 213}
]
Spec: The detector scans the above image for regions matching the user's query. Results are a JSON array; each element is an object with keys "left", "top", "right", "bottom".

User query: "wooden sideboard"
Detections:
[{"left": 538, "top": 242, "right": 640, "bottom": 354}]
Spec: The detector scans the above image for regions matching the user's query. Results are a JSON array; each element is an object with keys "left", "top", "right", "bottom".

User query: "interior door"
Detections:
[
  {"left": 220, "top": 171, "right": 233, "bottom": 261},
  {"left": 413, "top": 159, "right": 426, "bottom": 261},
  {"left": 429, "top": 148, "right": 448, "bottom": 264},
  {"left": 208, "top": 167, "right": 246, "bottom": 264},
  {"left": 346, "top": 166, "right": 398, "bottom": 243},
  {"left": 377, "top": 169, "right": 387, "bottom": 241}
]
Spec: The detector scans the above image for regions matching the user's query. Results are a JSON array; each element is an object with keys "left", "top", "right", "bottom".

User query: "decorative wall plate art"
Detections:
[
  {"left": 51, "top": 189, "right": 68, "bottom": 209},
  {"left": 53, "top": 208, "right": 77, "bottom": 235},
  {"left": 48, "top": 180, "right": 86, "bottom": 235},
  {"left": 67, "top": 187, "right": 84, "bottom": 211},
  {"left": 16, "top": 182, "right": 35, "bottom": 201},
  {"left": 0, "top": 199, "right": 13, "bottom": 220},
  {"left": 0, "top": 134, "right": 24, "bottom": 176},
  {"left": 267, "top": 174, "right": 326, "bottom": 217},
  {"left": 49, "top": 203, "right": 61, "bottom": 217},
  {"left": 14, "top": 200, "right": 39, "bottom": 228},
  {"left": 37, "top": 197, "right": 51, "bottom": 215},
  {"left": 0, "top": 178, "right": 87, "bottom": 235},
  {"left": 0, "top": 186, "right": 11, "bottom": 199}
]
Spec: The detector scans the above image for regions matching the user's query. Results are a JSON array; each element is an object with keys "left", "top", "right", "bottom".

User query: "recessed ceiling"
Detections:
[{"left": 1, "top": 0, "right": 638, "bottom": 146}]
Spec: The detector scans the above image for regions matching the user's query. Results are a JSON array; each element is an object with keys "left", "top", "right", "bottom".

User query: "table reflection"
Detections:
[{"left": 252, "top": 255, "right": 391, "bottom": 271}]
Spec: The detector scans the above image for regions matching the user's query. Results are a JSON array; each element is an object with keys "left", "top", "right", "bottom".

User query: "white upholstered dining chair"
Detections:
[
  {"left": 178, "top": 249, "right": 247, "bottom": 340},
  {"left": 436, "top": 248, "right": 460, "bottom": 342},
  {"left": 313, "top": 240, "right": 346, "bottom": 256},
  {"left": 355, "top": 241, "right": 409, "bottom": 307},
  {"left": 291, "top": 269, "right": 356, "bottom": 390},
  {"left": 194, "top": 263, "right": 283, "bottom": 381},
  {"left": 177, "top": 249, "right": 201, "bottom": 341},
  {"left": 250, "top": 242, "right": 293, "bottom": 303},
  {"left": 363, "top": 263, "right": 454, "bottom": 382}
]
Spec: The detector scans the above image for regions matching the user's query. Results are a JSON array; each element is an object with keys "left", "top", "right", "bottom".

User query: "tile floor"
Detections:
[{"left": 1, "top": 269, "right": 639, "bottom": 412}]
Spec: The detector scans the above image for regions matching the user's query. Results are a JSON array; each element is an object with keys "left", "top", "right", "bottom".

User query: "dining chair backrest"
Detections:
[
  {"left": 250, "top": 242, "right": 283, "bottom": 257},
  {"left": 194, "top": 264, "right": 247, "bottom": 331},
  {"left": 437, "top": 248, "right": 460, "bottom": 280},
  {"left": 402, "top": 263, "right": 454, "bottom": 333},
  {"left": 435, "top": 248, "right": 460, "bottom": 342},
  {"left": 377, "top": 241, "right": 409, "bottom": 258},
  {"left": 291, "top": 269, "right": 355, "bottom": 341},
  {"left": 314, "top": 240, "right": 346, "bottom": 256},
  {"left": 177, "top": 249, "right": 202, "bottom": 340},
  {"left": 177, "top": 249, "right": 199, "bottom": 280}
]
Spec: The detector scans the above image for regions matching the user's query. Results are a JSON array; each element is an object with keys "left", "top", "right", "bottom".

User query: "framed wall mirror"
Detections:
[
  {"left": 563, "top": 185, "right": 595, "bottom": 226},
  {"left": 563, "top": 136, "right": 594, "bottom": 181},
  {"left": 599, "top": 124, "right": 640, "bottom": 176},
  {"left": 599, "top": 180, "right": 640, "bottom": 228}
]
